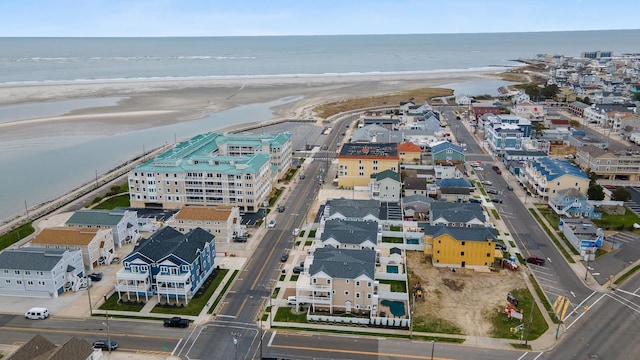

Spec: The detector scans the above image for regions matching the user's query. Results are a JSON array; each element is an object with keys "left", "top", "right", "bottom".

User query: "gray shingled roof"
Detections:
[
  {"left": 325, "top": 198, "right": 381, "bottom": 220},
  {"left": 310, "top": 247, "right": 375, "bottom": 280},
  {"left": 8, "top": 334, "right": 57, "bottom": 360},
  {"left": 66, "top": 209, "right": 127, "bottom": 226},
  {"left": 132, "top": 226, "right": 214, "bottom": 264},
  {"left": 50, "top": 337, "right": 95, "bottom": 360},
  {"left": 0, "top": 248, "right": 72, "bottom": 271},
  {"left": 423, "top": 225, "right": 497, "bottom": 242},
  {"left": 431, "top": 202, "right": 484, "bottom": 223},
  {"left": 321, "top": 219, "right": 378, "bottom": 245}
]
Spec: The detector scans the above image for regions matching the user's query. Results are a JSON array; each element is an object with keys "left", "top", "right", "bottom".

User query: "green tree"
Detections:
[
  {"left": 531, "top": 122, "right": 547, "bottom": 138},
  {"left": 612, "top": 187, "right": 632, "bottom": 201},
  {"left": 540, "top": 84, "right": 559, "bottom": 100},
  {"left": 582, "top": 96, "right": 591, "bottom": 105},
  {"left": 588, "top": 184, "right": 605, "bottom": 200}
]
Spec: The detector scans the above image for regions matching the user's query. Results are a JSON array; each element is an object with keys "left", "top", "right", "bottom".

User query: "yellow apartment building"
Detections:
[
  {"left": 423, "top": 225, "right": 497, "bottom": 269},
  {"left": 337, "top": 143, "right": 399, "bottom": 188}
]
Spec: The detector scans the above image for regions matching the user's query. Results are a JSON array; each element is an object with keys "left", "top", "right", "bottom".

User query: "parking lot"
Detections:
[{"left": 593, "top": 231, "right": 640, "bottom": 284}]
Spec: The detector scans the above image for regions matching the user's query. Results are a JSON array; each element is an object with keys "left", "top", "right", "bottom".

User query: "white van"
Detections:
[{"left": 25, "top": 307, "right": 49, "bottom": 320}]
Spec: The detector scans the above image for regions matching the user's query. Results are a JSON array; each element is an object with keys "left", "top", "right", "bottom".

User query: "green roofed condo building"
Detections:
[{"left": 128, "top": 132, "right": 292, "bottom": 212}]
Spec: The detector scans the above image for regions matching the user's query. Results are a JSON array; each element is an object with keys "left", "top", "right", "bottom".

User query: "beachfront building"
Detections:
[
  {"left": 29, "top": 227, "right": 115, "bottom": 271},
  {"left": 128, "top": 132, "right": 292, "bottom": 212},
  {"left": 523, "top": 157, "right": 590, "bottom": 199},
  {"left": 167, "top": 205, "right": 244, "bottom": 243},
  {"left": 422, "top": 225, "right": 498, "bottom": 269},
  {"left": 0, "top": 248, "right": 85, "bottom": 298},
  {"left": 483, "top": 115, "right": 532, "bottom": 156},
  {"left": 115, "top": 227, "right": 215, "bottom": 304},
  {"left": 65, "top": 209, "right": 139, "bottom": 248},
  {"left": 336, "top": 143, "right": 399, "bottom": 188}
]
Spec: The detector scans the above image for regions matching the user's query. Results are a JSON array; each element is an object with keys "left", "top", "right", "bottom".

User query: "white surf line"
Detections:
[
  {"left": 171, "top": 338, "right": 183, "bottom": 356},
  {"left": 567, "top": 293, "right": 607, "bottom": 329},
  {"left": 517, "top": 352, "right": 529, "bottom": 360},
  {"left": 267, "top": 330, "right": 277, "bottom": 346}
]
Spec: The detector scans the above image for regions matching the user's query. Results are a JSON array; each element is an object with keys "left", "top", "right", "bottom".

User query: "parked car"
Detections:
[
  {"left": 277, "top": 205, "right": 285, "bottom": 213},
  {"left": 88, "top": 272, "right": 103, "bottom": 282},
  {"left": 287, "top": 296, "right": 298, "bottom": 305},
  {"left": 507, "top": 293, "right": 519, "bottom": 307},
  {"left": 487, "top": 188, "right": 501, "bottom": 195},
  {"left": 233, "top": 236, "right": 247, "bottom": 243},
  {"left": 280, "top": 253, "right": 289, "bottom": 262},
  {"left": 491, "top": 198, "right": 503, "bottom": 204},
  {"left": 507, "top": 185, "right": 514, "bottom": 191},
  {"left": 299, "top": 174, "right": 305, "bottom": 180},
  {"left": 292, "top": 265, "right": 304, "bottom": 274},
  {"left": 482, "top": 180, "right": 493, "bottom": 186},
  {"left": 164, "top": 316, "right": 189, "bottom": 328},
  {"left": 495, "top": 242, "right": 507, "bottom": 251},
  {"left": 268, "top": 220, "right": 276, "bottom": 228},
  {"left": 469, "top": 198, "right": 482, "bottom": 204},
  {"left": 92, "top": 339, "right": 118, "bottom": 351},
  {"left": 527, "top": 256, "right": 545, "bottom": 266},
  {"left": 24, "top": 307, "right": 49, "bottom": 320}
]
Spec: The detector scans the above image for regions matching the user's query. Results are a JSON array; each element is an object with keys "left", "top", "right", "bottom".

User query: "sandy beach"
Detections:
[{"left": 0, "top": 70, "right": 497, "bottom": 141}]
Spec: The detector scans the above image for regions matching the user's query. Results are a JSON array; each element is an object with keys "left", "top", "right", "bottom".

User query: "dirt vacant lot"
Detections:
[{"left": 407, "top": 251, "right": 526, "bottom": 336}]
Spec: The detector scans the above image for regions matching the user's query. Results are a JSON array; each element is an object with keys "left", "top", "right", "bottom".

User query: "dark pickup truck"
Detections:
[{"left": 164, "top": 317, "right": 189, "bottom": 328}]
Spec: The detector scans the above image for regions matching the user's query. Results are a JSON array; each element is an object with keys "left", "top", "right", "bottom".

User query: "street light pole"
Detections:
[
  {"left": 232, "top": 334, "right": 238, "bottom": 360},
  {"left": 106, "top": 309, "right": 111, "bottom": 354},
  {"left": 430, "top": 340, "right": 435, "bottom": 360},
  {"left": 86, "top": 276, "right": 92, "bottom": 315}
]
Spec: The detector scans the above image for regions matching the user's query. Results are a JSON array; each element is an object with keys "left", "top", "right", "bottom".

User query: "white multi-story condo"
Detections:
[{"left": 128, "top": 132, "right": 292, "bottom": 212}]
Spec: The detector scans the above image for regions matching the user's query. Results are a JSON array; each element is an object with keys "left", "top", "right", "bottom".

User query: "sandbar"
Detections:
[{"left": 0, "top": 70, "right": 498, "bottom": 141}]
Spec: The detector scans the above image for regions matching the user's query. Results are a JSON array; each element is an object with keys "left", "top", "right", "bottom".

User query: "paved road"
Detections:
[
  {"left": 444, "top": 106, "right": 593, "bottom": 304},
  {"left": 0, "top": 315, "right": 183, "bottom": 354},
  {"left": 545, "top": 274, "right": 640, "bottom": 360}
]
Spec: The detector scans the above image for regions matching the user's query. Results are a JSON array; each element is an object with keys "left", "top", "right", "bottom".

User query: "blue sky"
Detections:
[{"left": 2, "top": 0, "right": 638, "bottom": 37}]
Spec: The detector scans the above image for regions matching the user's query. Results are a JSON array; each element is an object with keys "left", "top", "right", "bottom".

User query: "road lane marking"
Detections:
[
  {"left": 533, "top": 352, "right": 545, "bottom": 360},
  {"left": 615, "top": 288, "right": 640, "bottom": 299},
  {"left": 270, "top": 344, "right": 454, "bottom": 359},
  {"left": 171, "top": 338, "right": 182, "bottom": 356},
  {"left": 517, "top": 352, "right": 529, "bottom": 360},
  {"left": 0, "top": 326, "right": 178, "bottom": 340},
  {"left": 607, "top": 293, "right": 640, "bottom": 313},
  {"left": 268, "top": 330, "right": 276, "bottom": 346},
  {"left": 567, "top": 293, "right": 607, "bottom": 329}
]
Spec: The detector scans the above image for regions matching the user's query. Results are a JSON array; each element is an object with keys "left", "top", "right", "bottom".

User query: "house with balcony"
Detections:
[
  {"left": 430, "top": 142, "right": 464, "bottom": 165},
  {"left": 65, "top": 209, "right": 139, "bottom": 248},
  {"left": 549, "top": 188, "right": 601, "bottom": 219},
  {"left": 558, "top": 218, "right": 604, "bottom": 259},
  {"left": 115, "top": 226, "right": 215, "bottom": 304},
  {"left": 295, "top": 247, "right": 377, "bottom": 315},
  {"left": 402, "top": 194, "right": 433, "bottom": 221},
  {"left": 569, "top": 101, "right": 590, "bottom": 117},
  {"left": 0, "top": 248, "right": 84, "bottom": 298},
  {"left": 523, "top": 157, "right": 590, "bottom": 199},
  {"left": 167, "top": 205, "right": 243, "bottom": 243},
  {"left": 322, "top": 198, "right": 381, "bottom": 222},
  {"left": 429, "top": 202, "right": 487, "bottom": 227},
  {"left": 422, "top": 225, "right": 498, "bottom": 269},
  {"left": 29, "top": 227, "right": 115, "bottom": 271},
  {"left": 317, "top": 219, "right": 379, "bottom": 250},
  {"left": 369, "top": 170, "right": 401, "bottom": 202},
  {"left": 575, "top": 145, "right": 640, "bottom": 182}
]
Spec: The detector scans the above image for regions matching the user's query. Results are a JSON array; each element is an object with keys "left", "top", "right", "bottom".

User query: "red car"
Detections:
[{"left": 526, "top": 256, "right": 545, "bottom": 266}]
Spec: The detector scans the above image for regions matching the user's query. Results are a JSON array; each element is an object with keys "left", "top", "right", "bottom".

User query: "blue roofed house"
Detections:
[
  {"left": 435, "top": 178, "right": 474, "bottom": 202},
  {"left": 65, "top": 209, "right": 139, "bottom": 248},
  {"left": 0, "top": 248, "right": 84, "bottom": 298},
  {"left": 115, "top": 226, "right": 215, "bottom": 304},
  {"left": 549, "top": 188, "right": 601, "bottom": 219},
  {"left": 430, "top": 142, "right": 465, "bottom": 165}
]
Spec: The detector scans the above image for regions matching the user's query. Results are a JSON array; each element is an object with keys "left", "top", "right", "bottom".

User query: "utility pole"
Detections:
[
  {"left": 24, "top": 200, "right": 29, "bottom": 219},
  {"left": 86, "top": 276, "right": 92, "bottom": 315}
]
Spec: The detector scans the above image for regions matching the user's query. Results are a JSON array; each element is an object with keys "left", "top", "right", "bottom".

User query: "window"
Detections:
[
  {"left": 344, "top": 291, "right": 349, "bottom": 295},
  {"left": 487, "top": 253, "right": 491, "bottom": 257},
  {"left": 312, "top": 278, "right": 317, "bottom": 284},
  {"left": 14, "top": 270, "right": 20, "bottom": 275},
  {"left": 356, "top": 281, "right": 360, "bottom": 287},
  {"left": 345, "top": 279, "right": 350, "bottom": 284},
  {"left": 367, "top": 282, "right": 372, "bottom": 287},
  {"left": 367, "top": 293, "right": 372, "bottom": 299},
  {"left": 460, "top": 251, "right": 465, "bottom": 256},
  {"left": 356, "top": 292, "right": 361, "bottom": 298},
  {"left": 461, "top": 241, "right": 465, "bottom": 246},
  {"left": 327, "top": 279, "right": 331, "bottom": 285}
]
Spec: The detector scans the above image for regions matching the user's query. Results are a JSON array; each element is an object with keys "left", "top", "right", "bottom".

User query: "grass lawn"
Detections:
[
  {"left": 93, "top": 194, "right": 130, "bottom": 210},
  {"left": 412, "top": 314, "right": 463, "bottom": 334},
  {"left": 274, "top": 306, "right": 308, "bottom": 323},
  {"left": 208, "top": 270, "right": 238, "bottom": 314},
  {"left": 299, "top": 230, "right": 306, "bottom": 237},
  {"left": 593, "top": 208, "right": 640, "bottom": 230},
  {"left": 490, "top": 288, "right": 548, "bottom": 340},
  {"left": 308, "top": 230, "right": 316, "bottom": 238},
  {"left": 152, "top": 269, "right": 228, "bottom": 316},
  {"left": 491, "top": 209, "right": 500, "bottom": 220},
  {"left": 99, "top": 292, "right": 145, "bottom": 312},
  {"left": 0, "top": 222, "right": 35, "bottom": 251},
  {"left": 304, "top": 240, "right": 312, "bottom": 247},
  {"left": 290, "top": 275, "right": 299, "bottom": 281},
  {"left": 378, "top": 279, "right": 407, "bottom": 292},
  {"left": 615, "top": 265, "right": 640, "bottom": 285}
]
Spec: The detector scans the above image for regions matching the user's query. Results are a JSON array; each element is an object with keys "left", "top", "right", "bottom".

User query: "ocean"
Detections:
[{"left": 1, "top": 30, "right": 639, "bottom": 222}]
